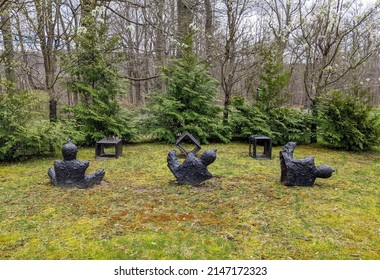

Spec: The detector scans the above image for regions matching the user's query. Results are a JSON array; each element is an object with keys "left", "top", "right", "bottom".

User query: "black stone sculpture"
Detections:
[
  {"left": 48, "top": 140, "right": 105, "bottom": 188},
  {"left": 167, "top": 149, "right": 217, "bottom": 185},
  {"left": 280, "top": 142, "right": 334, "bottom": 186}
]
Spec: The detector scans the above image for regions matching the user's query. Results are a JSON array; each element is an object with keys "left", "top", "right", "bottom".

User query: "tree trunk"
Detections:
[
  {"left": 221, "top": 0, "right": 238, "bottom": 124},
  {"left": 0, "top": 7, "right": 16, "bottom": 91},
  {"left": 155, "top": 1, "right": 166, "bottom": 92},
  {"left": 223, "top": 91, "right": 230, "bottom": 124},
  {"left": 35, "top": 0, "right": 58, "bottom": 120},
  {"left": 155, "top": 1, "right": 165, "bottom": 64},
  {"left": 310, "top": 100, "right": 318, "bottom": 143},
  {"left": 204, "top": 0, "right": 213, "bottom": 59},
  {"left": 49, "top": 98, "right": 57, "bottom": 122}
]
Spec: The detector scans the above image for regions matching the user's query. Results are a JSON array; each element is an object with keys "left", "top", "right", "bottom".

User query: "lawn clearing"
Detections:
[{"left": 0, "top": 143, "right": 379, "bottom": 260}]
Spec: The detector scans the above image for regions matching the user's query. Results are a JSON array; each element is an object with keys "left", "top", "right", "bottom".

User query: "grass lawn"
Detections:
[{"left": 0, "top": 142, "right": 379, "bottom": 260}]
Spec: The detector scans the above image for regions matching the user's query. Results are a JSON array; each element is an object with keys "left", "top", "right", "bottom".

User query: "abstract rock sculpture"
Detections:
[
  {"left": 280, "top": 142, "right": 334, "bottom": 186},
  {"left": 48, "top": 140, "right": 105, "bottom": 188},
  {"left": 167, "top": 149, "right": 217, "bottom": 185}
]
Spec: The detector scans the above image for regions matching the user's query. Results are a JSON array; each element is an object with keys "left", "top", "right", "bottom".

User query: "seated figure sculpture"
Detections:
[
  {"left": 167, "top": 149, "right": 217, "bottom": 185},
  {"left": 280, "top": 142, "right": 334, "bottom": 186},
  {"left": 48, "top": 140, "right": 105, "bottom": 188}
]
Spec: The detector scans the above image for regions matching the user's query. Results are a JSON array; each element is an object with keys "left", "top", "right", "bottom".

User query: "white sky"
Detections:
[{"left": 360, "top": 0, "right": 378, "bottom": 4}]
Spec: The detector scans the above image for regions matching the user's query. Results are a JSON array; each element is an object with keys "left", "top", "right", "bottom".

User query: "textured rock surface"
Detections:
[
  {"left": 280, "top": 142, "right": 334, "bottom": 186},
  {"left": 167, "top": 149, "right": 217, "bottom": 185},
  {"left": 48, "top": 140, "right": 105, "bottom": 188}
]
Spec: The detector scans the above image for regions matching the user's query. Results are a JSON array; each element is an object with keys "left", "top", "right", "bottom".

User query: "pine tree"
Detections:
[
  {"left": 147, "top": 28, "right": 230, "bottom": 144},
  {"left": 64, "top": 7, "right": 136, "bottom": 145},
  {"left": 256, "top": 47, "right": 292, "bottom": 112}
]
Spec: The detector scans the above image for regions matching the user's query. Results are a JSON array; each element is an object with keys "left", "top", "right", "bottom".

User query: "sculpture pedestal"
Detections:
[
  {"left": 95, "top": 138, "right": 123, "bottom": 159},
  {"left": 249, "top": 135, "right": 272, "bottom": 159}
]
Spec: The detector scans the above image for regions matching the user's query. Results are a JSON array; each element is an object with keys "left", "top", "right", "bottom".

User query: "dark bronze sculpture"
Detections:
[
  {"left": 280, "top": 142, "right": 334, "bottom": 186},
  {"left": 167, "top": 149, "right": 217, "bottom": 185},
  {"left": 48, "top": 140, "right": 105, "bottom": 188}
]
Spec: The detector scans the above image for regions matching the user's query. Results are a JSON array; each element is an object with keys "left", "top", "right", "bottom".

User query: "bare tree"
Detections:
[
  {"left": 215, "top": 0, "right": 258, "bottom": 122},
  {"left": 293, "top": 0, "right": 380, "bottom": 141},
  {"left": 3, "top": 0, "right": 380, "bottom": 112},
  {"left": 204, "top": 0, "right": 213, "bottom": 57},
  {"left": 258, "top": 0, "right": 302, "bottom": 58},
  {"left": 11, "top": 0, "right": 80, "bottom": 117},
  {"left": 296, "top": 1, "right": 380, "bottom": 99}
]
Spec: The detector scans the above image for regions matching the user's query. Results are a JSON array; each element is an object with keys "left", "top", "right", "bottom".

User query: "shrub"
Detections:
[
  {"left": 0, "top": 91, "right": 82, "bottom": 161},
  {"left": 230, "top": 96, "right": 312, "bottom": 144},
  {"left": 268, "top": 108, "right": 313, "bottom": 145},
  {"left": 318, "top": 89, "right": 380, "bottom": 151},
  {"left": 63, "top": 10, "right": 137, "bottom": 146},
  {"left": 255, "top": 47, "right": 292, "bottom": 112},
  {"left": 145, "top": 30, "right": 230, "bottom": 144},
  {"left": 229, "top": 96, "right": 273, "bottom": 140}
]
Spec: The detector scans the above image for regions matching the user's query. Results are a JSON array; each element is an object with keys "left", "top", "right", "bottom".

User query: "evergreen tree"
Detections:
[
  {"left": 318, "top": 88, "right": 380, "bottom": 151},
  {"left": 146, "top": 29, "right": 230, "bottom": 144},
  {"left": 0, "top": 89, "right": 82, "bottom": 161},
  {"left": 230, "top": 95, "right": 312, "bottom": 145},
  {"left": 256, "top": 47, "right": 292, "bottom": 112},
  {"left": 64, "top": 7, "right": 136, "bottom": 145},
  {"left": 229, "top": 95, "right": 273, "bottom": 140}
]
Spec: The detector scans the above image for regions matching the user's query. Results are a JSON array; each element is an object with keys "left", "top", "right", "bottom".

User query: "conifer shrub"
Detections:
[
  {"left": 268, "top": 108, "right": 313, "bottom": 145},
  {"left": 229, "top": 96, "right": 273, "bottom": 140},
  {"left": 229, "top": 45, "right": 312, "bottom": 145},
  {"left": 229, "top": 96, "right": 312, "bottom": 144},
  {"left": 63, "top": 9, "right": 137, "bottom": 146},
  {"left": 318, "top": 89, "right": 380, "bottom": 151},
  {"left": 145, "top": 29, "right": 230, "bottom": 144},
  {"left": 255, "top": 47, "right": 292, "bottom": 112},
  {"left": 0, "top": 91, "right": 81, "bottom": 162}
]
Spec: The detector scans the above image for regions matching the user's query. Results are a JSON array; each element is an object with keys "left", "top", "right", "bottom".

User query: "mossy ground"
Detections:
[{"left": 0, "top": 143, "right": 379, "bottom": 260}]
